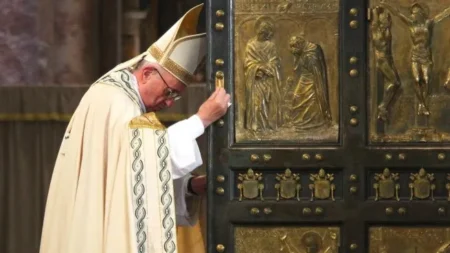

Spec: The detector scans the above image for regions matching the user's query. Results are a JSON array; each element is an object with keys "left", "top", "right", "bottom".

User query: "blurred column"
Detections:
[
  {"left": 52, "top": 0, "right": 99, "bottom": 84},
  {"left": 122, "top": 0, "right": 148, "bottom": 60}
]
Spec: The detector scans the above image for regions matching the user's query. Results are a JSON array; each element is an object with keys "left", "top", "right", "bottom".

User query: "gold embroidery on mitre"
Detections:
[
  {"left": 161, "top": 57, "right": 196, "bottom": 85},
  {"left": 129, "top": 112, "right": 166, "bottom": 130},
  {"left": 149, "top": 45, "right": 163, "bottom": 61},
  {"left": 149, "top": 44, "right": 197, "bottom": 85}
]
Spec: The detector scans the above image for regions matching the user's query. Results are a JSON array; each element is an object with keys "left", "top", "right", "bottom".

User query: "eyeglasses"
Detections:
[{"left": 154, "top": 70, "right": 181, "bottom": 101}]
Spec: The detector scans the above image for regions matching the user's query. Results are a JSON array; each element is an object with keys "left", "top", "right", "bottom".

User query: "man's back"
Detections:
[{"left": 40, "top": 81, "right": 142, "bottom": 253}]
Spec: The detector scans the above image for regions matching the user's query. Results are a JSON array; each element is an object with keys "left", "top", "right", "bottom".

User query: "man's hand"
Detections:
[
  {"left": 196, "top": 87, "right": 230, "bottom": 128},
  {"left": 189, "top": 175, "right": 206, "bottom": 195}
]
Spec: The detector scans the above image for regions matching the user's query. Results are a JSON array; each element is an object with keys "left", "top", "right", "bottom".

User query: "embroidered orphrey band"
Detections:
[
  {"left": 131, "top": 129, "right": 148, "bottom": 253},
  {"left": 156, "top": 129, "right": 176, "bottom": 253}
]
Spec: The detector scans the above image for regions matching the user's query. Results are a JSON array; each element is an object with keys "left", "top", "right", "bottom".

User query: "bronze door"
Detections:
[{"left": 206, "top": 0, "right": 450, "bottom": 252}]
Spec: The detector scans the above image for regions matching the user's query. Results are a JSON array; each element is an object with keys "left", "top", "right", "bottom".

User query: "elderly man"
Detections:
[{"left": 39, "top": 4, "right": 229, "bottom": 253}]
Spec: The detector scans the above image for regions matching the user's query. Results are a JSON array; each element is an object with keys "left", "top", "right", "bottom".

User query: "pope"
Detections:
[{"left": 39, "top": 4, "right": 229, "bottom": 253}]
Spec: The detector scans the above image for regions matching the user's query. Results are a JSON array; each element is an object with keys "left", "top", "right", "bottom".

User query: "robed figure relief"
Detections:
[
  {"left": 371, "top": 7, "right": 401, "bottom": 121},
  {"left": 380, "top": 1, "right": 450, "bottom": 116},
  {"left": 244, "top": 16, "right": 283, "bottom": 132},
  {"left": 286, "top": 35, "right": 332, "bottom": 130}
]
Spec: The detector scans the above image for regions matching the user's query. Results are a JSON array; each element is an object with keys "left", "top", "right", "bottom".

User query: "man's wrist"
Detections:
[{"left": 195, "top": 113, "right": 210, "bottom": 128}]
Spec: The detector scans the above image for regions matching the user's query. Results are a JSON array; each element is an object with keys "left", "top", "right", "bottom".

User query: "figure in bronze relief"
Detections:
[
  {"left": 380, "top": 1, "right": 450, "bottom": 116},
  {"left": 244, "top": 16, "right": 283, "bottom": 132},
  {"left": 286, "top": 35, "right": 332, "bottom": 130},
  {"left": 371, "top": 6, "right": 401, "bottom": 121}
]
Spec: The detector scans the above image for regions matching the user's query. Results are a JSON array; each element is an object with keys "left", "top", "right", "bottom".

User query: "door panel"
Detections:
[
  {"left": 369, "top": 227, "right": 450, "bottom": 252},
  {"left": 368, "top": 0, "right": 450, "bottom": 143},
  {"left": 235, "top": 226, "right": 340, "bottom": 252},
  {"left": 232, "top": 0, "right": 340, "bottom": 144},
  {"left": 206, "top": 0, "right": 450, "bottom": 252}
]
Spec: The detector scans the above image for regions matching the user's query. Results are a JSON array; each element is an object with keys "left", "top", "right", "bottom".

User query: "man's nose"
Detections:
[{"left": 165, "top": 99, "right": 174, "bottom": 107}]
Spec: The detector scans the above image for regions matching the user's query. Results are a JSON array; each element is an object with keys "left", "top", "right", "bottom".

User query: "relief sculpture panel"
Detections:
[
  {"left": 234, "top": 0, "right": 339, "bottom": 143},
  {"left": 368, "top": 167, "right": 449, "bottom": 201},
  {"left": 369, "top": 227, "right": 450, "bottom": 252},
  {"left": 369, "top": 0, "right": 450, "bottom": 142},
  {"left": 235, "top": 226, "right": 340, "bottom": 253}
]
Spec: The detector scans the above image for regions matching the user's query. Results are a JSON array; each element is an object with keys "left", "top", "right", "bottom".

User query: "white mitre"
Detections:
[{"left": 103, "top": 3, "right": 206, "bottom": 86}]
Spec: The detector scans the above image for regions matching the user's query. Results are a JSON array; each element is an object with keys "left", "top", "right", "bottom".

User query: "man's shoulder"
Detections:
[
  {"left": 83, "top": 84, "right": 137, "bottom": 105},
  {"left": 129, "top": 112, "right": 166, "bottom": 130}
]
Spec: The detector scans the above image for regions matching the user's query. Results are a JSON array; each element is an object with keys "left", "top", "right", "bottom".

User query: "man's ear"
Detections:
[{"left": 141, "top": 65, "right": 155, "bottom": 79}]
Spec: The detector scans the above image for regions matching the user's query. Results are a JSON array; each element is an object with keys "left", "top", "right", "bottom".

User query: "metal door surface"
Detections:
[{"left": 206, "top": 0, "right": 450, "bottom": 252}]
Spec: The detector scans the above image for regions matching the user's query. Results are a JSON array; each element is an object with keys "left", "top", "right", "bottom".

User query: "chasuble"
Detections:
[{"left": 40, "top": 70, "right": 203, "bottom": 253}]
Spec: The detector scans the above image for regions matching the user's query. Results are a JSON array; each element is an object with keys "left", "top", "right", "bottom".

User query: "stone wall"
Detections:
[{"left": 0, "top": 0, "right": 99, "bottom": 86}]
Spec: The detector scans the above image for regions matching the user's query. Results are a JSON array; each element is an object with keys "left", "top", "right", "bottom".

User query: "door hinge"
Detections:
[{"left": 367, "top": 7, "right": 372, "bottom": 21}]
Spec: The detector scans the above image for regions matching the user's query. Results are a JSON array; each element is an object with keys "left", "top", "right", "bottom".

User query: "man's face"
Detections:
[
  {"left": 257, "top": 23, "right": 272, "bottom": 40},
  {"left": 289, "top": 37, "right": 304, "bottom": 55},
  {"left": 411, "top": 6, "right": 425, "bottom": 22},
  {"left": 379, "top": 12, "right": 391, "bottom": 27},
  {"left": 138, "top": 65, "right": 185, "bottom": 112}
]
